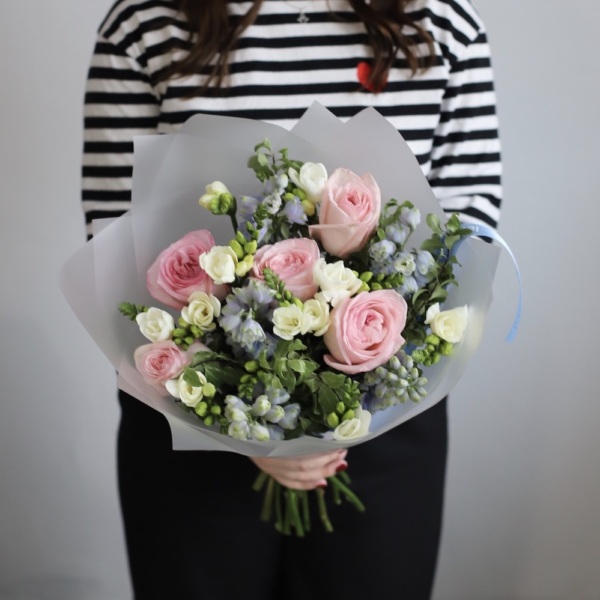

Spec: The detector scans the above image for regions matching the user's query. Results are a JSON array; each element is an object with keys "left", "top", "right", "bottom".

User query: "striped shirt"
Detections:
[{"left": 82, "top": 0, "right": 502, "bottom": 237}]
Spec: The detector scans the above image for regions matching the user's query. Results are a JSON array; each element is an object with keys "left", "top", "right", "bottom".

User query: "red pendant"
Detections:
[{"left": 356, "top": 61, "right": 387, "bottom": 94}]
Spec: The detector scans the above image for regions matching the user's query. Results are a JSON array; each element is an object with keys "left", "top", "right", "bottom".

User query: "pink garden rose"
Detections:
[
  {"left": 309, "top": 168, "right": 381, "bottom": 258},
  {"left": 252, "top": 238, "right": 320, "bottom": 301},
  {"left": 323, "top": 290, "right": 407, "bottom": 374},
  {"left": 134, "top": 341, "right": 207, "bottom": 394},
  {"left": 146, "top": 230, "right": 228, "bottom": 309}
]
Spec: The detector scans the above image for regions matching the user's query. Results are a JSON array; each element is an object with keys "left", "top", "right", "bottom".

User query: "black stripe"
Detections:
[
  {"left": 83, "top": 165, "right": 133, "bottom": 178},
  {"left": 431, "top": 152, "right": 501, "bottom": 168},
  {"left": 87, "top": 67, "right": 149, "bottom": 83},
  {"left": 84, "top": 141, "right": 134, "bottom": 154},
  {"left": 444, "top": 81, "right": 495, "bottom": 98},
  {"left": 454, "top": 206, "right": 498, "bottom": 228},
  {"left": 85, "top": 91, "right": 158, "bottom": 105},
  {"left": 439, "top": 104, "right": 496, "bottom": 123},
  {"left": 429, "top": 174, "right": 501, "bottom": 187},
  {"left": 434, "top": 129, "right": 499, "bottom": 146},
  {"left": 82, "top": 190, "right": 132, "bottom": 201},
  {"left": 85, "top": 207, "right": 131, "bottom": 224},
  {"left": 84, "top": 116, "right": 159, "bottom": 129}
]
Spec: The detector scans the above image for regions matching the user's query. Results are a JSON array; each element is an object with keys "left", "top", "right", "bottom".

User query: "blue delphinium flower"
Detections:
[
  {"left": 369, "top": 239, "right": 396, "bottom": 274},
  {"left": 397, "top": 275, "right": 418, "bottom": 297},
  {"left": 394, "top": 251, "right": 416, "bottom": 276},
  {"left": 385, "top": 223, "right": 410, "bottom": 246},
  {"left": 400, "top": 205, "right": 421, "bottom": 230},
  {"left": 283, "top": 196, "right": 307, "bottom": 225},
  {"left": 218, "top": 280, "right": 276, "bottom": 356}
]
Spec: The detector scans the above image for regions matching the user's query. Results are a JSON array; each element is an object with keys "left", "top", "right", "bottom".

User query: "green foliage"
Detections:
[{"left": 118, "top": 302, "right": 147, "bottom": 321}]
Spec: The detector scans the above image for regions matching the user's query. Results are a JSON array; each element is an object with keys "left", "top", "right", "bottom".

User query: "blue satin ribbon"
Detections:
[{"left": 460, "top": 223, "right": 522, "bottom": 342}]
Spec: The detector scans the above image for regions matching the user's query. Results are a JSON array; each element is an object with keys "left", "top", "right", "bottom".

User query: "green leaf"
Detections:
[
  {"left": 426, "top": 213, "right": 444, "bottom": 235},
  {"left": 183, "top": 367, "right": 201, "bottom": 388},
  {"left": 317, "top": 386, "right": 339, "bottom": 415},
  {"left": 319, "top": 371, "right": 347, "bottom": 388},
  {"left": 288, "top": 359, "right": 306, "bottom": 374}
]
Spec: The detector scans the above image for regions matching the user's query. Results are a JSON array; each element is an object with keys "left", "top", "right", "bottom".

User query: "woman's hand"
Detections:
[{"left": 250, "top": 449, "right": 348, "bottom": 490}]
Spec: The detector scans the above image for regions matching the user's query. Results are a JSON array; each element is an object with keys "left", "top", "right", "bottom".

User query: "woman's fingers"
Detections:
[{"left": 250, "top": 449, "right": 348, "bottom": 490}]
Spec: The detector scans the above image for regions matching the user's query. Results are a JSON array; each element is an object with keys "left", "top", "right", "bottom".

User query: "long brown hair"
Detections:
[{"left": 158, "top": 0, "right": 433, "bottom": 92}]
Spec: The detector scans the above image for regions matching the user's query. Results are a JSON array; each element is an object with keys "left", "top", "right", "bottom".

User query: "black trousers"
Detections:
[{"left": 117, "top": 390, "right": 448, "bottom": 599}]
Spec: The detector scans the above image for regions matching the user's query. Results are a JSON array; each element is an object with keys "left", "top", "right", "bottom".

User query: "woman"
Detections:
[{"left": 82, "top": 1, "right": 501, "bottom": 598}]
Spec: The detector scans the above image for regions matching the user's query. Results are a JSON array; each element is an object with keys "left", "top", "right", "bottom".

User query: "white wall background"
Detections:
[{"left": 0, "top": 1, "right": 598, "bottom": 598}]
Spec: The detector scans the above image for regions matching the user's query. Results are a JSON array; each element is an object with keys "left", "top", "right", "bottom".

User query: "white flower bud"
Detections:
[
  {"left": 425, "top": 303, "right": 468, "bottom": 343},
  {"left": 199, "top": 246, "right": 238, "bottom": 284},
  {"left": 265, "top": 405, "right": 285, "bottom": 423},
  {"left": 252, "top": 395, "right": 271, "bottom": 417},
  {"left": 165, "top": 371, "right": 207, "bottom": 408},
  {"left": 181, "top": 292, "right": 221, "bottom": 330},
  {"left": 250, "top": 423, "right": 270, "bottom": 442},
  {"left": 135, "top": 307, "right": 174, "bottom": 342},
  {"left": 301, "top": 297, "right": 330, "bottom": 336},
  {"left": 288, "top": 162, "right": 328, "bottom": 204},
  {"left": 332, "top": 407, "right": 372, "bottom": 440},
  {"left": 228, "top": 421, "right": 250, "bottom": 440},
  {"left": 199, "top": 181, "right": 230, "bottom": 209},
  {"left": 313, "top": 259, "right": 362, "bottom": 307},
  {"left": 272, "top": 304, "right": 304, "bottom": 340}
]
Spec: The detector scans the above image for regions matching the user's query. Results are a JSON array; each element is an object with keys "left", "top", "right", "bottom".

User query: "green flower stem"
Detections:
[
  {"left": 287, "top": 490, "right": 305, "bottom": 537},
  {"left": 252, "top": 470, "right": 269, "bottom": 492},
  {"left": 254, "top": 471, "right": 365, "bottom": 536},
  {"left": 316, "top": 488, "right": 334, "bottom": 533},
  {"left": 329, "top": 475, "right": 366, "bottom": 512},
  {"left": 260, "top": 477, "right": 275, "bottom": 522},
  {"left": 300, "top": 491, "right": 311, "bottom": 533},
  {"left": 274, "top": 481, "right": 283, "bottom": 533}
]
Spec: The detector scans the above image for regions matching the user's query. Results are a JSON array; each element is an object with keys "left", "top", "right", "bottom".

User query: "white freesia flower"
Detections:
[
  {"left": 135, "top": 307, "right": 174, "bottom": 342},
  {"left": 288, "top": 162, "right": 328, "bottom": 204},
  {"left": 250, "top": 423, "right": 270, "bottom": 442},
  {"left": 181, "top": 292, "right": 221, "bottom": 331},
  {"left": 165, "top": 370, "right": 208, "bottom": 408},
  {"left": 225, "top": 395, "right": 250, "bottom": 422},
  {"left": 272, "top": 304, "right": 304, "bottom": 340},
  {"left": 199, "top": 246, "right": 238, "bottom": 284},
  {"left": 228, "top": 421, "right": 250, "bottom": 440},
  {"left": 252, "top": 395, "right": 271, "bottom": 417},
  {"left": 313, "top": 259, "right": 363, "bottom": 307},
  {"left": 425, "top": 303, "right": 468, "bottom": 343},
  {"left": 332, "top": 407, "right": 372, "bottom": 440},
  {"left": 199, "top": 181, "right": 230, "bottom": 209},
  {"left": 302, "top": 297, "right": 330, "bottom": 336}
]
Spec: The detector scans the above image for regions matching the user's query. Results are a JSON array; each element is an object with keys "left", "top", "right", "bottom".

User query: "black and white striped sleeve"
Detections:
[
  {"left": 81, "top": 35, "right": 161, "bottom": 238},
  {"left": 428, "top": 27, "right": 502, "bottom": 228}
]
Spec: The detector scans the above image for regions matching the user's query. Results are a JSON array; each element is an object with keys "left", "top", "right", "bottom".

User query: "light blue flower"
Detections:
[
  {"left": 397, "top": 275, "right": 418, "bottom": 296},
  {"left": 385, "top": 223, "right": 410, "bottom": 246},
  {"left": 279, "top": 403, "right": 301, "bottom": 430},
  {"left": 369, "top": 240, "right": 396, "bottom": 267},
  {"left": 415, "top": 250, "right": 435, "bottom": 276},
  {"left": 400, "top": 205, "right": 421, "bottom": 230},
  {"left": 394, "top": 251, "right": 416, "bottom": 276},
  {"left": 238, "top": 317, "right": 266, "bottom": 351},
  {"left": 263, "top": 193, "right": 282, "bottom": 215},
  {"left": 283, "top": 197, "right": 307, "bottom": 225},
  {"left": 265, "top": 386, "right": 290, "bottom": 405}
]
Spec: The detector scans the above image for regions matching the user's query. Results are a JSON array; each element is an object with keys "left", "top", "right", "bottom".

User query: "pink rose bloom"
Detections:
[
  {"left": 309, "top": 168, "right": 381, "bottom": 258},
  {"left": 134, "top": 341, "right": 207, "bottom": 394},
  {"left": 146, "top": 230, "right": 228, "bottom": 309},
  {"left": 252, "top": 238, "right": 320, "bottom": 301},
  {"left": 323, "top": 290, "right": 407, "bottom": 374}
]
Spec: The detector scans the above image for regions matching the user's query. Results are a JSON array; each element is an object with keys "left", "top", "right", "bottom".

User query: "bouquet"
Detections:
[{"left": 62, "top": 104, "right": 503, "bottom": 535}]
